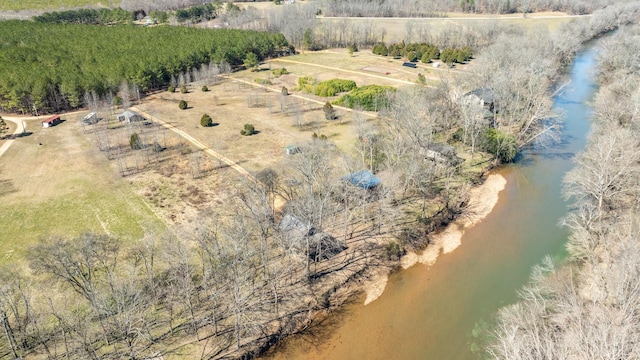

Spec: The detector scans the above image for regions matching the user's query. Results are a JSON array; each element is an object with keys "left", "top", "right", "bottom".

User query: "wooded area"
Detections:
[
  {"left": 0, "top": 21, "right": 290, "bottom": 113},
  {"left": 488, "top": 4, "right": 640, "bottom": 359}
]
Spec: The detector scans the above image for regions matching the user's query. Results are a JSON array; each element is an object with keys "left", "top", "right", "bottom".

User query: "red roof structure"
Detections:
[
  {"left": 43, "top": 115, "right": 60, "bottom": 124},
  {"left": 42, "top": 115, "right": 61, "bottom": 128}
]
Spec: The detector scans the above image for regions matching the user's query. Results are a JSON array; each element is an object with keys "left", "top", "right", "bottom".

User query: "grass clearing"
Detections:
[
  {"left": 0, "top": 0, "right": 118, "bottom": 11},
  {"left": 265, "top": 49, "right": 465, "bottom": 87},
  {"left": 318, "top": 12, "right": 582, "bottom": 44},
  {"left": 0, "top": 113, "right": 164, "bottom": 261}
]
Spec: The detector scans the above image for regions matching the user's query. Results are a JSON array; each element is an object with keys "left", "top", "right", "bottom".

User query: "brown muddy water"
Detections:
[{"left": 264, "top": 47, "right": 599, "bottom": 360}]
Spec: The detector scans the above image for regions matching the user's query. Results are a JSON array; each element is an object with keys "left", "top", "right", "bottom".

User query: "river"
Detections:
[{"left": 264, "top": 46, "right": 599, "bottom": 360}]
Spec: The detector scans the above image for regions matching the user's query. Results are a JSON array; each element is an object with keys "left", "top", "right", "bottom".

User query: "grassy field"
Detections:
[
  {"left": 318, "top": 12, "right": 582, "bottom": 44},
  {"left": 264, "top": 48, "right": 471, "bottom": 85},
  {"left": 0, "top": 0, "right": 118, "bottom": 11},
  {"left": 0, "top": 112, "right": 165, "bottom": 261}
]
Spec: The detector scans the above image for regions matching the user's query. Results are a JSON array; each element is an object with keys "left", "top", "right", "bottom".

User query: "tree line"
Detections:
[
  {"left": 487, "top": 4, "right": 640, "bottom": 359},
  {"left": 372, "top": 41, "right": 473, "bottom": 65},
  {"left": 34, "top": 7, "right": 134, "bottom": 24},
  {"left": 0, "top": 20, "right": 290, "bottom": 114}
]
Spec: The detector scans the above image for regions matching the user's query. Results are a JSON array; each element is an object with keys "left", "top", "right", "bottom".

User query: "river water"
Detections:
[{"left": 265, "top": 46, "right": 599, "bottom": 360}]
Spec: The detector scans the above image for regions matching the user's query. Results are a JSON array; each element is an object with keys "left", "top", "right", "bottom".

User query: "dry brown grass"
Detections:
[{"left": 318, "top": 12, "right": 582, "bottom": 44}]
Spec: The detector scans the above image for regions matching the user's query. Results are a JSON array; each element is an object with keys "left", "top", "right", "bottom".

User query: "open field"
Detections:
[
  {"left": 263, "top": 49, "right": 471, "bottom": 86},
  {"left": 318, "top": 12, "right": 584, "bottom": 44},
  {"left": 0, "top": 112, "right": 165, "bottom": 260},
  {"left": 0, "top": 0, "right": 118, "bottom": 11},
  {"left": 136, "top": 79, "right": 361, "bottom": 173}
]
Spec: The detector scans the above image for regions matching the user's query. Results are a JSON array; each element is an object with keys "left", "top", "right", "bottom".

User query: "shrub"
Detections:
[
  {"left": 372, "top": 42, "right": 389, "bottom": 56},
  {"left": 483, "top": 128, "right": 517, "bottom": 163},
  {"left": 272, "top": 68, "right": 289, "bottom": 76},
  {"left": 451, "top": 127, "right": 464, "bottom": 143},
  {"left": 201, "top": 85, "right": 208, "bottom": 92},
  {"left": 180, "top": 85, "right": 188, "bottom": 93},
  {"left": 130, "top": 133, "right": 142, "bottom": 150},
  {"left": 323, "top": 101, "right": 336, "bottom": 120},
  {"left": 406, "top": 50, "right": 419, "bottom": 62},
  {"left": 281, "top": 86, "right": 289, "bottom": 96},
  {"left": 168, "top": 85, "right": 176, "bottom": 93},
  {"left": 244, "top": 52, "right": 259, "bottom": 70},
  {"left": 240, "top": 123, "right": 255, "bottom": 136},
  {"left": 255, "top": 78, "right": 272, "bottom": 85},
  {"left": 334, "top": 85, "right": 396, "bottom": 111},
  {"left": 416, "top": 73, "right": 426, "bottom": 85},
  {"left": 179, "top": 100, "right": 188, "bottom": 110},
  {"left": 348, "top": 43, "right": 358, "bottom": 53},
  {"left": 152, "top": 141, "right": 164, "bottom": 152},
  {"left": 385, "top": 241, "right": 405, "bottom": 260},
  {"left": 297, "top": 76, "right": 315, "bottom": 93},
  {"left": 200, "top": 113, "right": 212, "bottom": 127},
  {"left": 314, "top": 79, "right": 357, "bottom": 97},
  {"left": 112, "top": 96, "right": 122, "bottom": 106}
]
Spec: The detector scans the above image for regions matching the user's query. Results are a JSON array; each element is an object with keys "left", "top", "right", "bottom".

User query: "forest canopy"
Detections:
[{"left": 0, "top": 20, "right": 290, "bottom": 113}]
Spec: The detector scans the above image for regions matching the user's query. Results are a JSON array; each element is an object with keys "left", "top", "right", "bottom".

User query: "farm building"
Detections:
[
  {"left": 342, "top": 170, "right": 381, "bottom": 189},
  {"left": 41, "top": 115, "right": 60, "bottom": 128},
  {"left": 82, "top": 112, "right": 98, "bottom": 125},
  {"left": 116, "top": 110, "right": 145, "bottom": 123}
]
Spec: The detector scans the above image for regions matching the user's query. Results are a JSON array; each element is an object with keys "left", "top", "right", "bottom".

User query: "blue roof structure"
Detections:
[{"left": 343, "top": 170, "right": 381, "bottom": 189}]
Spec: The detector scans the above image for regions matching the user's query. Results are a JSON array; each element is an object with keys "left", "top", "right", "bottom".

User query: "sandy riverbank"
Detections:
[{"left": 362, "top": 173, "right": 507, "bottom": 305}]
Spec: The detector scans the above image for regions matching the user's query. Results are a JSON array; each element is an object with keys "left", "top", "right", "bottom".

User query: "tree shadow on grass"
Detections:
[
  {"left": 0, "top": 179, "right": 18, "bottom": 197},
  {"left": 1, "top": 131, "right": 33, "bottom": 140}
]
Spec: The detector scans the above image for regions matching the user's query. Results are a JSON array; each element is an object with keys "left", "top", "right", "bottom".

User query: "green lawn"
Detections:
[{"left": 0, "top": 114, "right": 165, "bottom": 262}]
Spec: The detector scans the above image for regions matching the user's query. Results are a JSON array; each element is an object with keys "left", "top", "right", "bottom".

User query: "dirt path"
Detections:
[
  {"left": 0, "top": 117, "right": 26, "bottom": 158},
  {"left": 130, "top": 106, "right": 259, "bottom": 185},
  {"left": 130, "top": 106, "right": 291, "bottom": 210}
]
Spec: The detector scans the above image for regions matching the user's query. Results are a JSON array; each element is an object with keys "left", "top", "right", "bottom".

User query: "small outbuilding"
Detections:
[
  {"left": 424, "top": 143, "right": 463, "bottom": 166},
  {"left": 82, "top": 112, "right": 98, "bottom": 125},
  {"left": 278, "top": 214, "right": 315, "bottom": 239},
  {"left": 116, "top": 110, "right": 145, "bottom": 123},
  {"left": 342, "top": 170, "right": 381, "bottom": 190},
  {"left": 277, "top": 213, "right": 345, "bottom": 262},
  {"left": 42, "top": 115, "right": 60, "bottom": 128},
  {"left": 285, "top": 145, "right": 300, "bottom": 155}
]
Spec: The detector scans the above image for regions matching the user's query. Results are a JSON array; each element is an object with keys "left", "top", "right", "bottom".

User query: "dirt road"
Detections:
[
  {"left": 130, "top": 106, "right": 259, "bottom": 185},
  {"left": 0, "top": 117, "right": 26, "bottom": 158}
]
